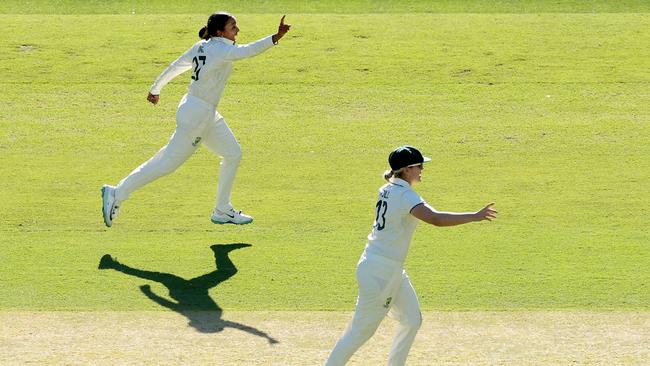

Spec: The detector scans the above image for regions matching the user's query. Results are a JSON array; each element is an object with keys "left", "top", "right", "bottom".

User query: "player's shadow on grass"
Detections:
[{"left": 98, "top": 243, "right": 278, "bottom": 344}]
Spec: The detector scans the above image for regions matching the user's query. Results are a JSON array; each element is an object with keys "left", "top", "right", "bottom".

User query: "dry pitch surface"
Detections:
[{"left": 1, "top": 311, "right": 648, "bottom": 365}]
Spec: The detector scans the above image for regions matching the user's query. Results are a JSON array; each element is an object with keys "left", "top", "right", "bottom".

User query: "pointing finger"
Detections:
[{"left": 281, "top": 15, "right": 286, "bottom": 25}]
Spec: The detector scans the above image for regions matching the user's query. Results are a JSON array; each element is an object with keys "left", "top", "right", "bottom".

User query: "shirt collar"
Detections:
[
  {"left": 213, "top": 37, "right": 235, "bottom": 45},
  {"left": 389, "top": 177, "right": 411, "bottom": 188}
]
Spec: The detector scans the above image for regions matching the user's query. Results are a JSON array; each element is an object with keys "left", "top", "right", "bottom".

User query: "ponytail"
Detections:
[
  {"left": 384, "top": 167, "right": 407, "bottom": 181},
  {"left": 383, "top": 170, "right": 394, "bottom": 181},
  {"left": 198, "top": 25, "right": 209, "bottom": 39}
]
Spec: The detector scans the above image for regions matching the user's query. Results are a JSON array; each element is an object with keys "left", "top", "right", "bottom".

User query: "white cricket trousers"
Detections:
[
  {"left": 114, "top": 94, "right": 241, "bottom": 211},
  {"left": 325, "top": 252, "right": 422, "bottom": 366}
]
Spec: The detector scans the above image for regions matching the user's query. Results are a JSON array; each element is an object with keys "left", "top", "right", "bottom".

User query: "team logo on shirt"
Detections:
[
  {"left": 383, "top": 297, "right": 392, "bottom": 308},
  {"left": 192, "top": 137, "right": 202, "bottom": 146},
  {"left": 198, "top": 45, "right": 204, "bottom": 53}
]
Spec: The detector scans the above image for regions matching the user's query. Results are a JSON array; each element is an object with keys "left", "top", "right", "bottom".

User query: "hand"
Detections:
[
  {"left": 475, "top": 202, "right": 497, "bottom": 222},
  {"left": 147, "top": 92, "right": 159, "bottom": 105},
  {"left": 272, "top": 15, "right": 291, "bottom": 43}
]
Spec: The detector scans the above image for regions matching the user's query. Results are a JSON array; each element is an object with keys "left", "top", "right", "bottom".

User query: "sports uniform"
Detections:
[
  {"left": 325, "top": 147, "right": 431, "bottom": 366},
  {"left": 101, "top": 33, "right": 277, "bottom": 227},
  {"left": 325, "top": 146, "right": 497, "bottom": 365}
]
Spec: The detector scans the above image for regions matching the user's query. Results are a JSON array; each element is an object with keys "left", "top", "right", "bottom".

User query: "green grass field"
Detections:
[{"left": 1, "top": 0, "right": 648, "bottom": 317}]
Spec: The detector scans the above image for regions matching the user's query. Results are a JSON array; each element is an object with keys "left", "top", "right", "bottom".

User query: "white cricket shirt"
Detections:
[
  {"left": 150, "top": 35, "right": 275, "bottom": 106},
  {"left": 364, "top": 178, "right": 425, "bottom": 263}
]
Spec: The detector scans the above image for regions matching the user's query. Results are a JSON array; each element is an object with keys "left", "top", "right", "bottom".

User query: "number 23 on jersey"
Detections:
[{"left": 374, "top": 199, "right": 388, "bottom": 231}]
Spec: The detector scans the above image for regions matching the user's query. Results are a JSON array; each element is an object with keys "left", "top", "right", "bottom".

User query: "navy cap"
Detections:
[{"left": 388, "top": 146, "right": 432, "bottom": 171}]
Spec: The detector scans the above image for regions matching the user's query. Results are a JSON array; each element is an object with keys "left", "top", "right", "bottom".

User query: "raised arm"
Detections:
[
  {"left": 410, "top": 202, "right": 497, "bottom": 227},
  {"left": 272, "top": 15, "right": 291, "bottom": 44},
  {"left": 223, "top": 15, "right": 291, "bottom": 62}
]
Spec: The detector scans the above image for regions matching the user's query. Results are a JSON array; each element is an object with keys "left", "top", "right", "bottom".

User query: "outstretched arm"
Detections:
[
  {"left": 410, "top": 202, "right": 497, "bottom": 227},
  {"left": 223, "top": 15, "right": 291, "bottom": 61}
]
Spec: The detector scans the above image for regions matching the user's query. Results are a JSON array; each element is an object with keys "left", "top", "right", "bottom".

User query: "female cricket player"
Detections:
[
  {"left": 101, "top": 12, "right": 291, "bottom": 227},
  {"left": 324, "top": 146, "right": 497, "bottom": 366}
]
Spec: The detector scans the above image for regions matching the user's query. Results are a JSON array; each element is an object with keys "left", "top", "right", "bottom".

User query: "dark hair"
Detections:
[{"left": 198, "top": 12, "right": 234, "bottom": 40}]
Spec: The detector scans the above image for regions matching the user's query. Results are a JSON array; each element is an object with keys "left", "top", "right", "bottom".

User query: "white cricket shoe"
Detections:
[
  {"left": 101, "top": 185, "right": 120, "bottom": 227},
  {"left": 211, "top": 208, "right": 253, "bottom": 225}
]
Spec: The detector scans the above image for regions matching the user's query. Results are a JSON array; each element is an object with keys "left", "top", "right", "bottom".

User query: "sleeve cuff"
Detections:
[{"left": 409, "top": 201, "right": 425, "bottom": 213}]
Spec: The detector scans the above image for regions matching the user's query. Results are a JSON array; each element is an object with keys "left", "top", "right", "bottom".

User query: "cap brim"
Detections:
[{"left": 422, "top": 156, "right": 432, "bottom": 163}]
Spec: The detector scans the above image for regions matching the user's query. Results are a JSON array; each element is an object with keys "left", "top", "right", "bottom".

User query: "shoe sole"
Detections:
[
  {"left": 101, "top": 185, "right": 112, "bottom": 228},
  {"left": 210, "top": 218, "right": 253, "bottom": 225}
]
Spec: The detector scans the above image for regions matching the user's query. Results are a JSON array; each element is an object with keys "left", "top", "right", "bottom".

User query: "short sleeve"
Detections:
[{"left": 400, "top": 189, "right": 424, "bottom": 214}]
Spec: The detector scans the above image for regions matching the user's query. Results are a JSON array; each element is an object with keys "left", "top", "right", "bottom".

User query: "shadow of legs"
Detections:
[{"left": 98, "top": 244, "right": 279, "bottom": 343}]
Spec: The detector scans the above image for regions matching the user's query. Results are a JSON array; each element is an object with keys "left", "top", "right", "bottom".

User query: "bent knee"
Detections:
[
  {"left": 399, "top": 312, "right": 422, "bottom": 330},
  {"left": 222, "top": 144, "right": 242, "bottom": 162}
]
